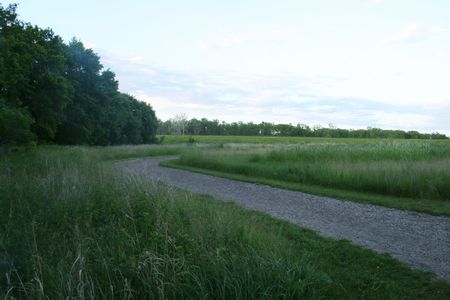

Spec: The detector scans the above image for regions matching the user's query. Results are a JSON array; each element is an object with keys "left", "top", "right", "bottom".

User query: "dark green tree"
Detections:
[
  {"left": 0, "top": 4, "right": 72, "bottom": 141},
  {"left": 1, "top": 5, "right": 158, "bottom": 145},
  {"left": 0, "top": 99, "right": 35, "bottom": 145}
]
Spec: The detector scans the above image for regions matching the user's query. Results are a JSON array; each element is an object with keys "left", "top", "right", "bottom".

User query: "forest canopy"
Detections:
[{"left": 0, "top": 4, "right": 157, "bottom": 145}]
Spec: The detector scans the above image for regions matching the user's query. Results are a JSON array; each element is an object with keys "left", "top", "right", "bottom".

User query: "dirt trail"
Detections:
[{"left": 118, "top": 157, "right": 450, "bottom": 281}]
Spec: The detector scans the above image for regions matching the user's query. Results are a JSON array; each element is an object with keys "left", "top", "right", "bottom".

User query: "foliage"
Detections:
[
  {"left": 158, "top": 118, "right": 448, "bottom": 139},
  {"left": 1, "top": 146, "right": 449, "bottom": 299},
  {"left": 0, "top": 4, "right": 157, "bottom": 145},
  {"left": 0, "top": 4, "right": 72, "bottom": 141},
  {"left": 0, "top": 100, "right": 35, "bottom": 145}
]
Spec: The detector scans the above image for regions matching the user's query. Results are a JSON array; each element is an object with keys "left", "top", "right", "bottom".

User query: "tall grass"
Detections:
[
  {"left": 1, "top": 146, "right": 449, "bottom": 299},
  {"left": 176, "top": 141, "right": 450, "bottom": 202}
]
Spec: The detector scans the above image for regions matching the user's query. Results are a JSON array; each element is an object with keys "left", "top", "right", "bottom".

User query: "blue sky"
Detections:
[{"left": 3, "top": 0, "right": 450, "bottom": 134}]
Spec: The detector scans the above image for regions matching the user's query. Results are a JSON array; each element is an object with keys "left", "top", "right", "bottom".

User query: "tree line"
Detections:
[
  {"left": 158, "top": 117, "right": 448, "bottom": 139},
  {"left": 0, "top": 4, "right": 157, "bottom": 145}
]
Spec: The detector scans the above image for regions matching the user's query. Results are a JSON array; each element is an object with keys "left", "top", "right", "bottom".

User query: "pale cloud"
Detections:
[
  {"left": 367, "top": 0, "right": 384, "bottom": 6},
  {"left": 381, "top": 22, "right": 434, "bottom": 46},
  {"left": 198, "top": 27, "right": 302, "bottom": 49},
  {"left": 130, "top": 65, "right": 447, "bottom": 132},
  {"left": 84, "top": 41, "right": 97, "bottom": 49},
  {"left": 91, "top": 45, "right": 449, "bottom": 134},
  {"left": 371, "top": 112, "right": 433, "bottom": 129}
]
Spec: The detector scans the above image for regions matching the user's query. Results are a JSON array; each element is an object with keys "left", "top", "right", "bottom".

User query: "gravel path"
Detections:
[{"left": 117, "top": 157, "right": 450, "bottom": 281}]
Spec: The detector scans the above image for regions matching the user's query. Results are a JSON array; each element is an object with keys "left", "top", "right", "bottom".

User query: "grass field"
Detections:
[
  {"left": 164, "top": 137, "right": 450, "bottom": 215},
  {"left": 1, "top": 145, "right": 450, "bottom": 299}
]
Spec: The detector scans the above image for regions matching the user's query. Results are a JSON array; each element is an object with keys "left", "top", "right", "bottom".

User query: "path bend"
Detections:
[{"left": 117, "top": 157, "right": 450, "bottom": 281}]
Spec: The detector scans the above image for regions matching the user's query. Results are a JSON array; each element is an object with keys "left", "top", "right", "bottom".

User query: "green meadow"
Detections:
[
  {"left": 164, "top": 136, "right": 450, "bottom": 215},
  {"left": 1, "top": 145, "right": 450, "bottom": 299}
]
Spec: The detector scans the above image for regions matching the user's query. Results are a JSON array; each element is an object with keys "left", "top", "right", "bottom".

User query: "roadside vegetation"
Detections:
[
  {"left": 1, "top": 145, "right": 450, "bottom": 299},
  {"left": 165, "top": 138, "right": 450, "bottom": 215}
]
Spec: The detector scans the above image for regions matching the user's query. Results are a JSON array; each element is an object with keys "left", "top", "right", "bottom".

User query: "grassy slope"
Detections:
[{"left": 1, "top": 146, "right": 449, "bottom": 299}]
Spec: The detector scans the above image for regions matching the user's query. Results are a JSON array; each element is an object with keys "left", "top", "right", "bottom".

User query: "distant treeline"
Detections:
[
  {"left": 0, "top": 4, "right": 157, "bottom": 145},
  {"left": 158, "top": 117, "right": 448, "bottom": 139}
]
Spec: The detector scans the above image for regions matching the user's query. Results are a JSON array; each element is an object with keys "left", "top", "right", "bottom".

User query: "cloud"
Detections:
[
  {"left": 381, "top": 22, "right": 439, "bottom": 46},
  {"left": 90, "top": 45, "right": 449, "bottom": 133},
  {"left": 84, "top": 41, "right": 97, "bottom": 49},
  {"left": 197, "top": 27, "right": 302, "bottom": 49},
  {"left": 367, "top": 0, "right": 384, "bottom": 6},
  {"left": 129, "top": 66, "right": 446, "bottom": 131}
]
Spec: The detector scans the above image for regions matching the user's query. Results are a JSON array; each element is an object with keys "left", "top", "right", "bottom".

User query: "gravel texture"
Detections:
[{"left": 117, "top": 156, "right": 450, "bottom": 281}]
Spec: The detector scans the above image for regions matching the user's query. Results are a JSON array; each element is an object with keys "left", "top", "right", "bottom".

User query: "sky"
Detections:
[{"left": 3, "top": 0, "right": 450, "bottom": 134}]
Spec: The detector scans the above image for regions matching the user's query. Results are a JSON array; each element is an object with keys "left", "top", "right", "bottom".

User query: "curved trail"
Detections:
[{"left": 118, "top": 157, "right": 450, "bottom": 280}]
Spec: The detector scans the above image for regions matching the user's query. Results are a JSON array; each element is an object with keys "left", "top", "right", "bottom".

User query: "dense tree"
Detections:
[
  {"left": 0, "top": 4, "right": 71, "bottom": 141},
  {"left": 157, "top": 117, "right": 448, "bottom": 140},
  {"left": 0, "top": 99, "right": 35, "bottom": 145},
  {"left": 0, "top": 4, "right": 158, "bottom": 145}
]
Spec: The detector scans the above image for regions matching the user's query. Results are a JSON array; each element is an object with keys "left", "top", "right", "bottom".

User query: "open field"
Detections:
[
  {"left": 164, "top": 137, "right": 450, "bottom": 215},
  {"left": 1, "top": 145, "right": 450, "bottom": 299}
]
